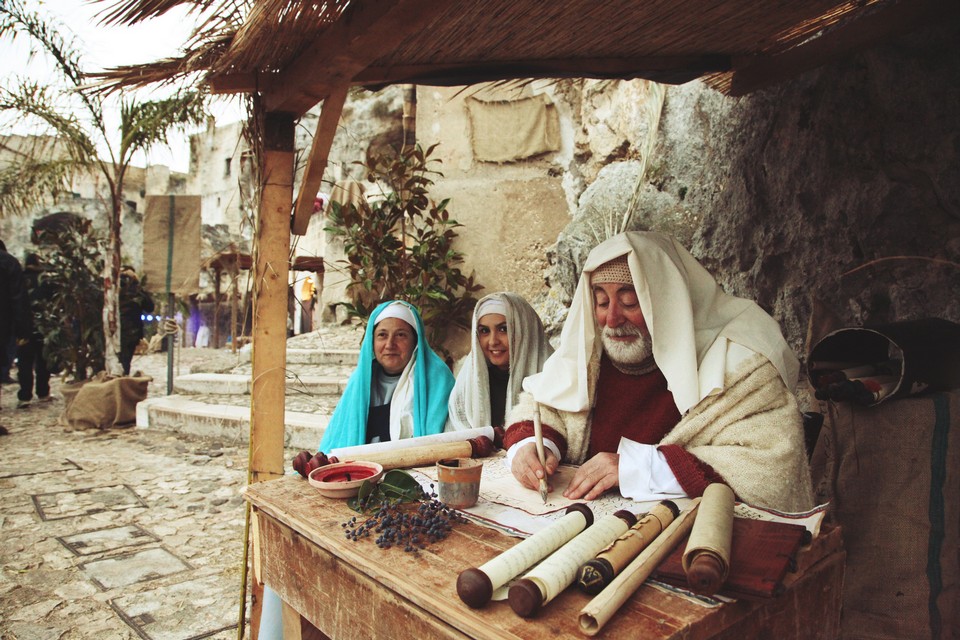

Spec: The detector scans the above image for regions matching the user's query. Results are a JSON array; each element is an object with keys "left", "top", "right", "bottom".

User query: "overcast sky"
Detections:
[{"left": 1, "top": 0, "right": 244, "bottom": 172}]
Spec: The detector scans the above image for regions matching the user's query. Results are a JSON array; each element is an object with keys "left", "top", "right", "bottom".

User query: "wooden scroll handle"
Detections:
[{"left": 685, "top": 551, "right": 726, "bottom": 594}]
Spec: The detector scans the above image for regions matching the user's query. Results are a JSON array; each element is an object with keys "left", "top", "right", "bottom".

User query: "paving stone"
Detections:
[
  {"left": 58, "top": 524, "right": 159, "bottom": 556},
  {"left": 0, "top": 459, "right": 81, "bottom": 479},
  {"left": 7, "top": 598, "right": 63, "bottom": 622},
  {"left": 2, "top": 622, "right": 67, "bottom": 640},
  {"left": 32, "top": 485, "right": 148, "bottom": 521},
  {"left": 80, "top": 547, "right": 191, "bottom": 590},
  {"left": 111, "top": 574, "right": 238, "bottom": 640}
]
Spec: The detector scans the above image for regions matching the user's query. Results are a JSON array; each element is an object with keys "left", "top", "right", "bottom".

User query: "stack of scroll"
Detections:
[{"left": 456, "top": 484, "right": 817, "bottom": 635}]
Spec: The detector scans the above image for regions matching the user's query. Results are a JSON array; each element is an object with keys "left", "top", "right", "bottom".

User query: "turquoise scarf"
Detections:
[{"left": 319, "top": 300, "right": 454, "bottom": 451}]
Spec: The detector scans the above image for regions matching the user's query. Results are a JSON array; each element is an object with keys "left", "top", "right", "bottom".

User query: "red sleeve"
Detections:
[
  {"left": 503, "top": 421, "right": 568, "bottom": 460},
  {"left": 658, "top": 444, "right": 727, "bottom": 498}
]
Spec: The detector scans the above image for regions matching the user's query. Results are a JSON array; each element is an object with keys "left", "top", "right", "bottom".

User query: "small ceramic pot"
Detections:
[{"left": 436, "top": 458, "right": 483, "bottom": 509}]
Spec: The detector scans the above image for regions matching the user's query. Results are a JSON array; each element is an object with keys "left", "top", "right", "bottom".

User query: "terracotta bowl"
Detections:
[{"left": 308, "top": 461, "right": 384, "bottom": 499}]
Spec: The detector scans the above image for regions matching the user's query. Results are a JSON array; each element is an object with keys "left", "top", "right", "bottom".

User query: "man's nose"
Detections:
[{"left": 605, "top": 301, "right": 625, "bottom": 327}]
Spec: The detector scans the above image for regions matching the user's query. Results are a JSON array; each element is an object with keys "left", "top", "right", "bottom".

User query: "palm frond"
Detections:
[
  {"left": 118, "top": 90, "right": 210, "bottom": 156},
  {"left": 0, "top": 156, "right": 86, "bottom": 217},
  {"left": 0, "top": 82, "right": 101, "bottom": 162},
  {"left": 0, "top": 0, "right": 106, "bottom": 125}
]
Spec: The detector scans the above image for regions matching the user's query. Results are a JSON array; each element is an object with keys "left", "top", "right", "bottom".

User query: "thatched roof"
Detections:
[{"left": 96, "top": 0, "right": 955, "bottom": 116}]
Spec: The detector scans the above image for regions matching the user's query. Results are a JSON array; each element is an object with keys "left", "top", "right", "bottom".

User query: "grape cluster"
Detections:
[{"left": 341, "top": 485, "right": 468, "bottom": 553}]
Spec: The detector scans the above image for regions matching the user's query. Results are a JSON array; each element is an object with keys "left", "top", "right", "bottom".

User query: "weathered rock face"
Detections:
[{"left": 547, "top": 22, "right": 960, "bottom": 363}]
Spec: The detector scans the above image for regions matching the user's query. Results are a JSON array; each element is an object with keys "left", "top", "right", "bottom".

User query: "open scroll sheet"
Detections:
[{"left": 413, "top": 451, "right": 827, "bottom": 538}]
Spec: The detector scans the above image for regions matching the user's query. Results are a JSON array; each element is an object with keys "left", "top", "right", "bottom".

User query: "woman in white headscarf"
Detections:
[{"left": 448, "top": 292, "right": 553, "bottom": 431}]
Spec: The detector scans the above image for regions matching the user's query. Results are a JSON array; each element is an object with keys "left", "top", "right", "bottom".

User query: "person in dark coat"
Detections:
[
  {"left": 118, "top": 266, "right": 154, "bottom": 375},
  {"left": 16, "top": 253, "right": 51, "bottom": 407},
  {"left": 0, "top": 240, "right": 29, "bottom": 434}
]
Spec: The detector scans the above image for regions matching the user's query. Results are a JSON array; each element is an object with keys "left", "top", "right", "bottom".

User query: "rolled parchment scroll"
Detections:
[
  {"left": 576, "top": 500, "right": 680, "bottom": 595},
  {"left": 578, "top": 498, "right": 701, "bottom": 636},
  {"left": 509, "top": 510, "right": 638, "bottom": 617},
  {"left": 330, "top": 426, "right": 494, "bottom": 458},
  {"left": 682, "top": 483, "right": 735, "bottom": 595},
  {"left": 456, "top": 503, "right": 593, "bottom": 608},
  {"left": 330, "top": 427, "right": 496, "bottom": 470}
]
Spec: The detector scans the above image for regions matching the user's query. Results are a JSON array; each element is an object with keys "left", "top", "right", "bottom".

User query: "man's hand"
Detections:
[
  {"left": 511, "top": 442, "right": 559, "bottom": 492},
  {"left": 563, "top": 452, "right": 620, "bottom": 500}
]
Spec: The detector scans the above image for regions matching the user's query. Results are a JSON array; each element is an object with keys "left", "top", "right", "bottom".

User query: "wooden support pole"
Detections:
[
  {"left": 231, "top": 265, "right": 239, "bottom": 354},
  {"left": 214, "top": 269, "right": 222, "bottom": 349},
  {"left": 402, "top": 84, "right": 417, "bottom": 150},
  {"left": 248, "top": 111, "right": 295, "bottom": 639}
]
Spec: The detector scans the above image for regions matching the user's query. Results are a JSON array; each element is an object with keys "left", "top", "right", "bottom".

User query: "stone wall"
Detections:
[
  {"left": 545, "top": 22, "right": 960, "bottom": 369},
  {"left": 417, "top": 84, "right": 574, "bottom": 356}
]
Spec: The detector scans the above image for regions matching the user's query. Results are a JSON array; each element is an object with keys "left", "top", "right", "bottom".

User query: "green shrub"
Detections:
[
  {"left": 33, "top": 218, "right": 104, "bottom": 381},
  {"left": 325, "top": 143, "right": 483, "bottom": 357}
]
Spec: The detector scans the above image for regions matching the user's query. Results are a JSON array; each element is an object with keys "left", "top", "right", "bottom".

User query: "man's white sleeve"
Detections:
[
  {"left": 617, "top": 437, "right": 687, "bottom": 501},
  {"left": 504, "top": 437, "right": 562, "bottom": 469}
]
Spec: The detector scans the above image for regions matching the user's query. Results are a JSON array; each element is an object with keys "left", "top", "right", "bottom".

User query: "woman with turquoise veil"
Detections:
[{"left": 319, "top": 299, "right": 455, "bottom": 451}]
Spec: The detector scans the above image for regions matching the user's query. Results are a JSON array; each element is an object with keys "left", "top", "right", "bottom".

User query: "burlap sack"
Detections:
[
  {"left": 811, "top": 391, "right": 960, "bottom": 639},
  {"left": 60, "top": 373, "right": 152, "bottom": 431}
]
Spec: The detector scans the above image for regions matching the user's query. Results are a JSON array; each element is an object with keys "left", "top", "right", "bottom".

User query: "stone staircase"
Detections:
[{"left": 136, "top": 325, "right": 364, "bottom": 451}]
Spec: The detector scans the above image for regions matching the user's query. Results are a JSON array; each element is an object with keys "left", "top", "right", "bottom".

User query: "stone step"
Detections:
[
  {"left": 137, "top": 395, "right": 328, "bottom": 451},
  {"left": 173, "top": 373, "right": 348, "bottom": 396},
  {"left": 234, "top": 348, "right": 360, "bottom": 366}
]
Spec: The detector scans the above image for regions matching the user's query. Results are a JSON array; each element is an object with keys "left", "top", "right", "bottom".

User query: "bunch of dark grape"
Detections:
[{"left": 341, "top": 485, "right": 468, "bottom": 553}]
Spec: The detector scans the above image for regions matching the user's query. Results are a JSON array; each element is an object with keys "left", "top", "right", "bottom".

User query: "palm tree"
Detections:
[{"left": 0, "top": 0, "right": 208, "bottom": 375}]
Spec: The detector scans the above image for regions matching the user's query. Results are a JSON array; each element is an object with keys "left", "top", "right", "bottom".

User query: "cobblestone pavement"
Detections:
[{"left": 0, "top": 324, "right": 363, "bottom": 640}]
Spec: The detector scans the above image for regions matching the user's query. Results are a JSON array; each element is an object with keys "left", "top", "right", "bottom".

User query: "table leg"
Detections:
[{"left": 283, "top": 601, "right": 331, "bottom": 640}]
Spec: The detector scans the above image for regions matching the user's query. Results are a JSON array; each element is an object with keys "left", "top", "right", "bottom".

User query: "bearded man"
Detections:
[{"left": 505, "top": 231, "right": 814, "bottom": 512}]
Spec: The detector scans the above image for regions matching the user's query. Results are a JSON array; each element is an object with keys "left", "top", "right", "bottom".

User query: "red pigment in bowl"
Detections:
[{"left": 315, "top": 465, "right": 379, "bottom": 483}]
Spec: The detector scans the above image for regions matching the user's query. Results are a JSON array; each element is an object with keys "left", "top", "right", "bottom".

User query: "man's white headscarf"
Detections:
[
  {"left": 522, "top": 232, "right": 799, "bottom": 415},
  {"left": 448, "top": 292, "right": 554, "bottom": 430}
]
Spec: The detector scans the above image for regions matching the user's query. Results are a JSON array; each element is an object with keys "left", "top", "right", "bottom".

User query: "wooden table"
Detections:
[{"left": 245, "top": 476, "right": 845, "bottom": 640}]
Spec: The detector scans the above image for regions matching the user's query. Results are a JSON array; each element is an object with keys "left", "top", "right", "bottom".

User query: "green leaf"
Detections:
[{"left": 347, "top": 469, "right": 426, "bottom": 512}]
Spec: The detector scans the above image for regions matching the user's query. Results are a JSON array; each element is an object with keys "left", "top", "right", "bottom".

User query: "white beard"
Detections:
[{"left": 601, "top": 323, "right": 654, "bottom": 366}]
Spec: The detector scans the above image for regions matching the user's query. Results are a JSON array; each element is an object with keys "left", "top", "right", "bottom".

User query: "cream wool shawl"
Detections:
[{"left": 510, "top": 352, "right": 814, "bottom": 512}]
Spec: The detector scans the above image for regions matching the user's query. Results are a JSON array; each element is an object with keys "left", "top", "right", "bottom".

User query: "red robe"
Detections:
[{"left": 504, "top": 355, "right": 726, "bottom": 498}]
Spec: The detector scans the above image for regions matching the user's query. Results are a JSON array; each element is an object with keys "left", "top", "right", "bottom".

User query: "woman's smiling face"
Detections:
[
  {"left": 477, "top": 313, "right": 509, "bottom": 371},
  {"left": 373, "top": 317, "right": 416, "bottom": 375}
]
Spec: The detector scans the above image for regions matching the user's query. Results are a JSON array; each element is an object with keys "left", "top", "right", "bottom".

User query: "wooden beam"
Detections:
[
  {"left": 353, "top": 56, "right": 730, "bottom": 88},
  {"left": 208, "top": 70, "right": 262, "bottom": 95},
  {"left": 264, "top": 0, "right": 456, "bottom": 116},
  {"left": 248, "top": 111, "right": 295, "bottom": 640},
  {"left": 728, "top": 0, "right": 957, "bottom": 96},
  {"left": 291, "top": 85, "right": 348, "bottom": 236},
  {"left": 250, "top": 111, "right": 294, "bottom": 486}
]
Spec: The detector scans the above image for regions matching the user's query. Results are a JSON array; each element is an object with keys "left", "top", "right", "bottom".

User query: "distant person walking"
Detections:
[
  {"left": 16, "top": 253, "right": 52, "bottom": 408},
  {"left": 0, "top": 241, "right": 29, "bottom": 435},
  {"left": 118, "top": 266, "right": 154, "bottom": 375}
]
